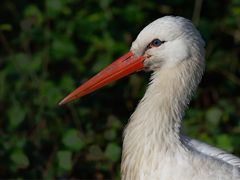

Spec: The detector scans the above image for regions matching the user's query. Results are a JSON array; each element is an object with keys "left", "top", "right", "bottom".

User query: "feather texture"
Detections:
[{"left": 186, "top": 138, "right": 240, "bottom": 168}]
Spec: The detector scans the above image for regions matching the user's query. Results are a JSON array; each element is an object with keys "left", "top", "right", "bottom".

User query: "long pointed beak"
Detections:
[{"left": 59, "top": 51, "right": 145, "bottom": 105}]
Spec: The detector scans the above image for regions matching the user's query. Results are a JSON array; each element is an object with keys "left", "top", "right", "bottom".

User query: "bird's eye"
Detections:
[
  {"left": 145, "top": 39, "right": 165, "bottom": 51},
  {"left": 150, "top": 39, "right": 163, "bottom": 47}
]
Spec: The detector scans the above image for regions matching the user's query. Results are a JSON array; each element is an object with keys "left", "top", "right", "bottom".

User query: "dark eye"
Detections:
[{"left": 150, "top": 39, "right": 163, "bottom": 47}]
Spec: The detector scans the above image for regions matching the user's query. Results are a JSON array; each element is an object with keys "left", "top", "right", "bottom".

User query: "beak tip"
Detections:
[
  {"left": 58, "top": 96, "right": 71, "bottom": 106},
  {"left": 58, "top": 99, "right": 66, "bottom": 106},
  {"left": 58, "top": 93, "right": 78, "bottom": 106}
]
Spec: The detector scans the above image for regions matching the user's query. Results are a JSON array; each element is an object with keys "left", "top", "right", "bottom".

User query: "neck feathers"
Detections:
[{"left": 121, "top": 58, "right": 204, "bottom": 179}]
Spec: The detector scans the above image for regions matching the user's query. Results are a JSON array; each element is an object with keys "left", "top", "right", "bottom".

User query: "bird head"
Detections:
[
  {"left": 59, "top": 16, "right": 205, "bottom": 105},
  {"left": 131, "top": 16, "right": 205, "bottom": 71}
]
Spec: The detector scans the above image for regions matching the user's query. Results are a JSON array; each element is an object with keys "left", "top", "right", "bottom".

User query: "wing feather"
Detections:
[{"left": 186, "top": 138, "right": 240, "bottom": 168}]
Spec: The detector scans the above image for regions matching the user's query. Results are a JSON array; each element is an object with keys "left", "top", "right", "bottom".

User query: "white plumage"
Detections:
[{"left": 121, "top": 16, "right": 240, "bottom": 180}]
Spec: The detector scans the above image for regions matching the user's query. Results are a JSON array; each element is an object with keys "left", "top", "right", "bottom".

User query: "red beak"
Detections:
[{"left": 59, "top": 51, "right": 145, "bottom": 105}]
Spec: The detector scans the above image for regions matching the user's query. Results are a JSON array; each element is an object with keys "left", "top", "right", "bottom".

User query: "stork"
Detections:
[{"left": 59, "top": 16, "right": 240, "bottom": 179}]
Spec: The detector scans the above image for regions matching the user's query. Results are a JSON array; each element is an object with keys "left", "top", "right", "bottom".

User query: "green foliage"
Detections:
[
  {"left": 0, "top": 0, "right": 239, "bottom": 179},
  {"left": 10, "top": 149, "right": 30, "bottom": 170},
  {"left": 7, "top": 102, "right": 26, "bottom": 130},
  {"left": 104, "top": 143, "right": 121, "bottom": 162},
  {"left": 57, "top": 150, "right": 72, "bottom": 172},
  {"left": 62, "top": 129, "right": 85, "bottom": 151}
]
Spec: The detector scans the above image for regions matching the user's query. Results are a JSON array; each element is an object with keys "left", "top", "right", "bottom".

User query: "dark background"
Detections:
[{"left": 0, "top": 0, "right": 240, "bottom": 179}]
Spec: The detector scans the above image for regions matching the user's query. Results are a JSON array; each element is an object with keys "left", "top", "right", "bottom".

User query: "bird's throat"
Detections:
[{"left": 121, "top": 60, "right": 204, "bottom": 179}]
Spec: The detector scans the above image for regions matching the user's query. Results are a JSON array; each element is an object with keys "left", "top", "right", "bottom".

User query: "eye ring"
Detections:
[{"left": 150, "top": 39, "right": 163, "bottom": 47}]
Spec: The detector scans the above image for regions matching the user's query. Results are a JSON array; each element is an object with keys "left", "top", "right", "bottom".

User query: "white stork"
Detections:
[{"left": 59, "top": 16, "right": 240, "bottom": 180}]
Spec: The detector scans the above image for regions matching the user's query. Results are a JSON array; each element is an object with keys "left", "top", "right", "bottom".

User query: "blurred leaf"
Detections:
[
  {"left": 218, "top": 99, "right": 235, "bottom": 114},
  {"left": 7, "top": 103, "right": 26, "bottom": 129},
  {"left": 88, "top": 145, "right": 104, "bottom": 160},
  {"left": 51, "top": 36, "right": 77, "bottom": 60},
  {"left": 199, "top": 133, "right": 214, "bottom": 145},
  {"left": 216, "top": 134, "right": 233, "bottom": 152},
  {"left": 104, "top": 143, "right": 121, "bottom": 162},
  {"left": 24, "top": 4, "right": 43, "bottom": 25},
  {"left": 92, "top": 54, "right": 112, "bottom": 73},
  {"left": 107, "top": 115, "right": 122, "bottom": 130},
  {"left": 60, "top": 75, "right": 75, "bottom": 92},
  {"left": 39, "top": 81, "right": 62, "bottom": 107},
  {"left": 57, "top": 150, "right": 72, "bottom": 171},
  {"left": 232, "top": 6, "right": 240, "bottom": 16},
  {"left": 206, "top": 107, "right": 222, "bottom": 126},
  {"left": 100, "top": 0, "right": 113, "bottom": 9},
  {"left": 9, "top": 53, "right": 31, "bottom": 75},
  {"left": 123, "top": 5, "right": 144, "bottom": 23},
  {"left": 62, "top": 129, "right": 85, "bottom": 151},
  {"left": 78, "top": 107, "right": 91, "bottom": 117},
  {"left": 46, "top": 0, "right": 63, "bottom": 18},
  {"left": 0, "top": 24, "right": 12, "bottom": 31},
  {"left": 104, "top": 129, "right": 116, "bottom": 141},
  {"left": 10, "top": 149, "right": 29, "bottom": 169}
]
